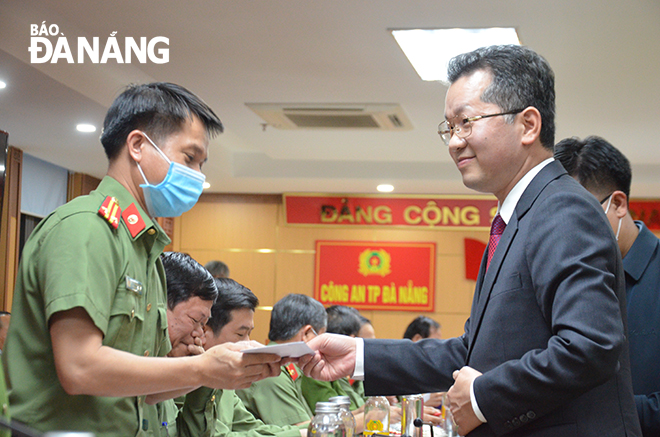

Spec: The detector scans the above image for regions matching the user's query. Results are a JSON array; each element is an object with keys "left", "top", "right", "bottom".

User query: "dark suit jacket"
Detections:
[
  {"left": 625, "top": 221, "right": 660, "bottom": 436},
  {"left": 363, "top": 161, "right": 641, "bottom": 437}
]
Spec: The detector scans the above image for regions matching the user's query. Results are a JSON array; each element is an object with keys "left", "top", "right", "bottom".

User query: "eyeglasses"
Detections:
[{"left": 438, "top": 108, "right": 526, "bottom": 146}]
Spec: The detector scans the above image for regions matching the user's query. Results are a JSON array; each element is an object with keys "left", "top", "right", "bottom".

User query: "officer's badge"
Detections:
[
  {"left": 98, "top": 196, "right": 121, "bottom": 229},
  {"left": 122, "top": 203, "right": 146, "bottom": 238},
  {"left": 285, "top": 363, "right": 299, "bottom": 381}
]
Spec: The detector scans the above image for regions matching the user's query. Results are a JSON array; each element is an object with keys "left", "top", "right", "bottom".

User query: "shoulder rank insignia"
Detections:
[
  {"left": 98, "top": 196, "right": 121, "bottom": 229},
  {"left": 122, "top": 203, "right": 146, "bottom": 238},
  {"left": 285, "top": 363, "right": 299, "bottom": 381}
]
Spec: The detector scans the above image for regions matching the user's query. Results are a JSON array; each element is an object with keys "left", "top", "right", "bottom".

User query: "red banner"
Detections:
[
  {"left": 285, "top": 194, "right": 497, "bottom": 229},
  {"left": 630, "top": 200, "right": 660, "bottom": 230},
  {"left": 314, "top": 241, "right": 435, "bottom": 312}
]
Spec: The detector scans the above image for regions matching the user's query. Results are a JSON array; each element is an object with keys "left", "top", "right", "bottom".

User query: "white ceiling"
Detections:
[{"left": 1, "top": 0, "right": 659, "bottom": 196}]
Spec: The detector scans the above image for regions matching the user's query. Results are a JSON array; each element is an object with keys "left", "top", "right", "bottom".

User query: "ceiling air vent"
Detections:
[{"left": 245, "top": 103, "right": 413, "bottom": 131}]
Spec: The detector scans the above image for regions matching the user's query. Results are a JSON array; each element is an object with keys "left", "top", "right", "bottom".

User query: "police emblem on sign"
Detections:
[{"left": 358, "top": 249, "right": 391, "bottom": 277}]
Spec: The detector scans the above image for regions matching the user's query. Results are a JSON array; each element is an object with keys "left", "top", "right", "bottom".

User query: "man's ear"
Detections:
[
  {"left": 520, "top": 106, "right": 542, "bottom": 146},
  {"left": 611, "top": 190, "right": 629, "bottom": 219},
  {"left": 126, "top": 130, "right": 147, "bottom": 163},
  {"left": 301, "top": 325, "right": 315, "bottom": 341}
]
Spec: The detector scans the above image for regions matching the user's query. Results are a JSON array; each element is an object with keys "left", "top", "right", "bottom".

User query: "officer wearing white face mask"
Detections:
[
  {"left": 555, "top": 135, "right": 660, "bottom": 437},
  {"left": 3, "top": 82, "right": 283, "bottom": 436}
]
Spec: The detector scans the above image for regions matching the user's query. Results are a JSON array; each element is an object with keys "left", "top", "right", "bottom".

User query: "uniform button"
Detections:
[
  {"left": 520, "top": 414, "right": 529, "bottom": 423},
  {"left": 146, "top": 303, "right": 152, "bottom": 311},
  {"left": 512, "top": 418, "right": 520, "bottom": 427},
  {"left": 527, "top": 411, "right": 536, "bottom": 419},
  {"left": 144, "top": 350, "right": 150, "bottom": 356},
  {"left": 505, "top": 421, "right": 512, "bottom": 429},
  {"left": 147, "top": 229, "right": 156, "bottom": 235},
  {"left": 131, "top": 309, "right": 135, "bottom": 319},
  {"left": 210, "top": 395, "right": 215, "bottom": 402}
]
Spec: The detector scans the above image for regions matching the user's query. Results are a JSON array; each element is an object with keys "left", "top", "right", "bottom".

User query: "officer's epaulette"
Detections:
[{"left": 98, "top": 196, "right": 121, "bottom": 230}]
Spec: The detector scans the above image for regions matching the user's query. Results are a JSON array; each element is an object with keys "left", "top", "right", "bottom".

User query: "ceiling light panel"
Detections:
[{"left": 392, "top": 28, "right": 520, "bottom": 82}]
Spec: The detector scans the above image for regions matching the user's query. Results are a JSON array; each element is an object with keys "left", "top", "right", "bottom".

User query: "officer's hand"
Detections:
[{"left": 199, "top": 341, "right": 281, "bottom": 390}]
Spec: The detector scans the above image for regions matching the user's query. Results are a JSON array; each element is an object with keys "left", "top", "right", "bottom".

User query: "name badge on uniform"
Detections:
[{"left": 125, "top": 276, "right": 143, "bottom": 295}]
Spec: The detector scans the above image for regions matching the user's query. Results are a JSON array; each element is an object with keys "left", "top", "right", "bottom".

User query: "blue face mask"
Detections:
[{"left": 136, "top": 133, "right": 206, "bottom": 218}]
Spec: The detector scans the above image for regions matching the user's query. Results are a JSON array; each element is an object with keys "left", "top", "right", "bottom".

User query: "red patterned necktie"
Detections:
[{"left": 487, "top": 214, "right": 506, "bottom": 270}]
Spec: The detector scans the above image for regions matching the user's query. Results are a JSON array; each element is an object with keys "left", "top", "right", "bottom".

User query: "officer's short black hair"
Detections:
[
  {"left": 554, "top": 135, "right": 632, "bottom": 201},
  {"left": 268, "top": 294, "right": 327, "bottom": 342},
  {"left": 206, "top": 278, "right": 258, "bottom": 335},
  {"left": 204, "top": 260, "right": 230, "bottom": 279},
  {"left": 326, "top": 305, "right": 361, "bottom": 336},
  {"left": 100, "top": 82, "right": 223, "bottom": 160},
  {"left": 161, "top": 252, "right": 218, "bottom": 310},
  {"left": 403, "top": 316, "right": 440, "bottom": 340}
]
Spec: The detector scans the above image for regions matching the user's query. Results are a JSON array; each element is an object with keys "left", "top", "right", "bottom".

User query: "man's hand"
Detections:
[
  {"left": 447, "top": 366, "right": 484, "bottom": 436},
  {"left": 298, "top": 333, "right": 356, "bottom": 381},
  {"left": 168, "top": 336, "right": 205, "bottom": 358},
  {"left": 198, "top": 341, "right": 281, "bottom": 390}
]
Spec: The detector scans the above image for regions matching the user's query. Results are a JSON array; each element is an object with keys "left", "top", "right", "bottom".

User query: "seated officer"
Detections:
[
  {"left": 237, "top": 294, "right": 327, "bottom": 427},
  {"left": 177, "top": 278, "right": 304, "bottom": 437},
  {"left": 144, "top": 251, "right": 219, "bottom": 436}
]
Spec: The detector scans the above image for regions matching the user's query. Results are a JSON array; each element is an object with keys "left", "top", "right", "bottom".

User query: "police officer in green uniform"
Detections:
[
  {"left": 237, "top": 294, "right": 327, "bottom": 427},
  {"left": 143, "top": 251, "right": 220, "bottom": 437},
  {"left": 3, "top": 83, "right": 282, "bottom": 436}
]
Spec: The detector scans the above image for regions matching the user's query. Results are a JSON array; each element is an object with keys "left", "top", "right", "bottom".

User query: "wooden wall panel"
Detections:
[
  {"left": 179, "top": 201, "right": 279, "bottom": 249},
  {"left": 185, "top": 249, "right": 277, "bottom": 305},
  {"left": 67, "top": 172, "right": 101, "bottom": 200},
  {"left": 0, "top": 147, "right": 22, "bottom": 309}
]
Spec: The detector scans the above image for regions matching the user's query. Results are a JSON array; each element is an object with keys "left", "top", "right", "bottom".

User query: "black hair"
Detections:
[
  {"left": 100, "top": 82, "right": 223, "bottom": 160},
  {"left": 161, "top": 251, "right": 218, "bottom": 310},
  {"left": 204, "top": 260, "right": 230, "bottom": 279},
  {"left": 403, "top": 316, "right": 441, "bottom": 340},
  {"left": 206, "top": 278, "right": 258, "bottom": 335},
  {"left": 326, "top": 305, "right": 361, "bottom": 336},
  {"left": 447, "top": 45, "right": 555, "bottom": 149},
  {"left": 554, "top": 136, "right": 632, "bottom": 200},
  {"left": 268, "top": 294, "right": 327, "bottom": 342},
  {"left": 357, "top": 314, "right": 371, "bottom": 327}
]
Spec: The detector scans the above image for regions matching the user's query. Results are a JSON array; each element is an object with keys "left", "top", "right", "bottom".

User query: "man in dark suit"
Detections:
[
  {"left": 555, "top": 136, "right": 660, "bottom": 436},
  {"left": 299, "top": 45, "right": 641, "bottom": 437}
]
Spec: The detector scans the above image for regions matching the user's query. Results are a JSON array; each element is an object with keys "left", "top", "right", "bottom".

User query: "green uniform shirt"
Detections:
[
  {"left": 336, "top": 378, "right": 366, "bottom": 410},
  {"left": 144, "top": 399, "right": 179, "bottom": 437},
  {"left": 237, "top": 363, "right": 313, "bottom": 427},
  {"left": 3, "top": 176, "right": 171, "bottom": 436},
  {"left": 0, "top": 359, "right": 10, "bottom": 437},
  {"left": 177, "top": 386, "right": 301, "bottom": 437},
  {"left": 300, "top": 376, "right": 364, "bottom": 412}
]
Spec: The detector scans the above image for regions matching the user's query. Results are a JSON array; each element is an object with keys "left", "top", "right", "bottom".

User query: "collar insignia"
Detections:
[{"left": 122, "top": 203, "right": 146, "bottom": 238}]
